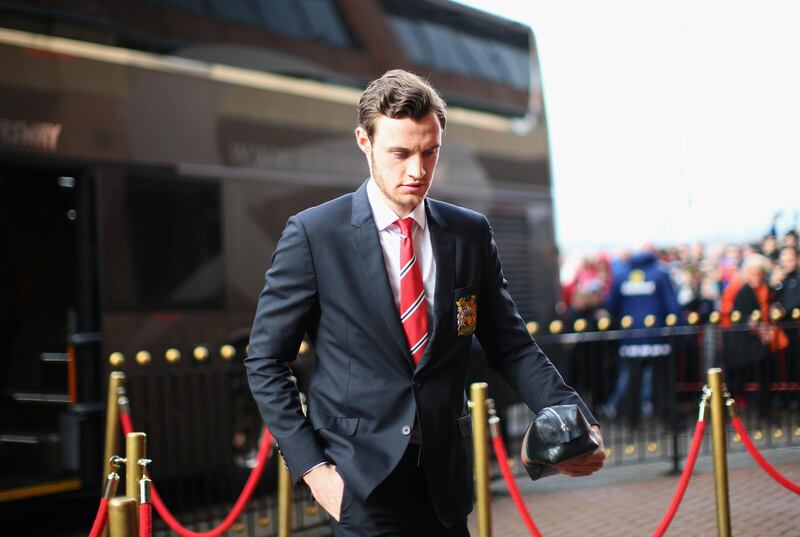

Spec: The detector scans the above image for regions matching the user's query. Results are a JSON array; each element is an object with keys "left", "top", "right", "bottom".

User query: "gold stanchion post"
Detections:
[
  {"left": 277, "top": 455, "right": 293, "bottom": 537},
  {"left": 103, "top": 372, "right": 126, "bottom": 483},
  {"left": 707, "top": 368, "right": 732, "bottom": 537},
  {"left": 108, "top": 497, "right": 138, "bottom": 537},
  {"left": 125, "top": 432, "right": 147, "bottom": 502},
  {"left": 278, "top": 389, "right": 305, "bottom": 537},
  {"left": 470, "top": 382, "right": 492, "bottom": 537}
]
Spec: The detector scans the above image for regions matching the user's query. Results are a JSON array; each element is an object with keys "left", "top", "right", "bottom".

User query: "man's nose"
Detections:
[{"left": 408, "top": 155, "right": 426, "bottom": 179}]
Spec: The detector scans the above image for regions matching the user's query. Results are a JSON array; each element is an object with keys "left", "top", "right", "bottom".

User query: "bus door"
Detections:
[{"left": 0, "top": 165, "right": 101, "bottom": 502}]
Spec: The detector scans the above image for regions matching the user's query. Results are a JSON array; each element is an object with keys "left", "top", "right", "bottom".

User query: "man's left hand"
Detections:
[{"left": 555, "top": 425, "right": 605, "bottom": 477}]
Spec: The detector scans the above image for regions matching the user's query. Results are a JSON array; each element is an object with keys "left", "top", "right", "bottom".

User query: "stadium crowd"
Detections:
[
  {"left": 558, "top": 217, "right": 800, "bottom": 421},
  {"left": 559, "top": 229, "right": 799, "bottom": 327}
]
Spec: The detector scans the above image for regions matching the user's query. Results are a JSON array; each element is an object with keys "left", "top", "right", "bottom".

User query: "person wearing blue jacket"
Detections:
[{"left": 599, "top": 247, "right": 681, "bottom": 420}]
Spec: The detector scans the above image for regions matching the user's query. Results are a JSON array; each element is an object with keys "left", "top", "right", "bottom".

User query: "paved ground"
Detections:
[
  {"left": 468, "top": 447, "right": 800, "bottom": 536},
  {"left": 49, "top": 442, "right": 800, "bottom": 537}
]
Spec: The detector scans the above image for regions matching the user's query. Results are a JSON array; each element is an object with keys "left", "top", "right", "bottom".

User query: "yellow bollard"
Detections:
[
  {"left": 103, "top": 372, "right": 126, "bottom": 484},
  {"left": 277, "top": 454, "right": 293, "bottom": 537},
  {"left": 108, "top": 497, "right": 138, "bottom": 537},
  {"left": 278, "top": 390, "right": 307, "bottom": 537},
  {"left": 707, "top": 368, "right": 732, "bottom": 537},
  {"left": 125, "top": 432, "right": 147, "bottom": 502},
  {"left": 470, "top": 382, "right": 492, "bottom": 537}
]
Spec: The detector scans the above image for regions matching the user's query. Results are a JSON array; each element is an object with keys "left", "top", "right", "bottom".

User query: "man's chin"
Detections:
[{"left": 398, "top": 195, "right": 425, "bottom": 213}]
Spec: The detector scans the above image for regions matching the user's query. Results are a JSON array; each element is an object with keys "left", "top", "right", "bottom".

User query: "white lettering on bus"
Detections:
[{"left": 0, "top": 118, "right": 62, "bottom": 151}]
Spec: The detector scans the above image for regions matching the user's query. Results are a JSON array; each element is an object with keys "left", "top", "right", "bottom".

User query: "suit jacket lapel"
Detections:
[
  {"left": 349, "top": 182, "right": 412, "bottom": 368},
  {"left": 416, "top": 199, "right": 454, "bottom": 371}
]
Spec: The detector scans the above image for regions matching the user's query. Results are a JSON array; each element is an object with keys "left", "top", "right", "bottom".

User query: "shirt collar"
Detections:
[{"left": 366, "top": 178, "right": 427, "bottom": 232}]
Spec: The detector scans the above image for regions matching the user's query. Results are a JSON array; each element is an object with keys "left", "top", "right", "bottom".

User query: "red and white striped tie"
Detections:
[{"left": 397, "top": 217, "right": 428, "bottom": 365}]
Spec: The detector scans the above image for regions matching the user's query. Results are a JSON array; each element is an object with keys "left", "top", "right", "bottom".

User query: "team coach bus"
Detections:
[{"left": 0, "top": 0, "right": 560, "bottom": 531}]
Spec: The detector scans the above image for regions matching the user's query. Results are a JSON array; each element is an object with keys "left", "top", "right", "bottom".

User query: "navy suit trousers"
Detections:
[{"left": 332, "top": 444, "right": 470, "bottom": 537}]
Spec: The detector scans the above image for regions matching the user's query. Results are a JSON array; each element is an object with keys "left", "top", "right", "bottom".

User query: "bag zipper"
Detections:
[{"left": 545, "top": 407, "right": 569, "bottom": 432}]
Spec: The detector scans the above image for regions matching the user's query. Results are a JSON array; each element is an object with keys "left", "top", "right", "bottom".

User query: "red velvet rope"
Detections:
[
  {"left": 490, "top": 419, "right": 708, "bottom": 537},
  {"left": 731, "top": 416, "right": 800, "bottom": 495},
  {"left": 120, "top": 411, "right": 274, "bottom": 537},
  {"left": 651, "top": 419, "right": 707, "bottom": 537},
  {"left": 88, "top": 497, "right": 108, "bottom": 537},
  {"left": 139, "top": 502, "right": 153, "bottom": 537},
  {"left": 490, "top": 434, "right": 543, "bottom": 537}
]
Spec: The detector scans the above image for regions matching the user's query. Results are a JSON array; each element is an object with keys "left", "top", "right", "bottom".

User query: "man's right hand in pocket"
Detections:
[{"left": 302, "top": 463, "right": 345, "bottom": 521}]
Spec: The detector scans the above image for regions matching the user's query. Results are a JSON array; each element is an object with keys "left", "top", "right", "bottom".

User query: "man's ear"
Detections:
[{"left": 354, "top": 126, "right": 371, "bottom": 155}]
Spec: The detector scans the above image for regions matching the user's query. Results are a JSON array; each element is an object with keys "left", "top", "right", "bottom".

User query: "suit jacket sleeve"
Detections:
[
  {"left": 474, "top": 217, "right": 597, "bottom": 424},
  {"left": 245, "top": 216, "right": 327, "bottom": 481}
]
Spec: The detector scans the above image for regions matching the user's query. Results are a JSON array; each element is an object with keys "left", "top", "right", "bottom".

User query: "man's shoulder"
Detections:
[
  {"left": 293, "top": 192, "right": 354, "bottom": 230},
  {"left": 426, "top": 197, "right": 487, "bottom": 232}
]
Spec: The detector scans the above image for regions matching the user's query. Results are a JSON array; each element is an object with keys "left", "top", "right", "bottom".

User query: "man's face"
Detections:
[
  {"left": 355, "top": 113, "right": 442, "bottom": 217},
  {"left": 744, "top": 267, "right": 764, "bottom": 288},
  {"left": 780, "top": 248, "right": 797, "bottom": 273},
  {"left": 763, "top": 236, "right": 777, "bottom": 254}
]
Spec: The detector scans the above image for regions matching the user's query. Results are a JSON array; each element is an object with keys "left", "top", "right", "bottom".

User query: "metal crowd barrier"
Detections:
[
  {"left": 495, "top": 311, "right": 800, "bottom": 473},
  {"left": 95, "top": 308, "right": 798, "bottom": 536},
  {"left": 103, "top": 343, "right": 327, "bottom": 536}
]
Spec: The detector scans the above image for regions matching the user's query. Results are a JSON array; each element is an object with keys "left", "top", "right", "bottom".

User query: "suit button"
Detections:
[
  {"left": 401, "top": 425, "right": 411, "bottom": 435},
  {"left": 413, "top": 380, "right": 422, "bottom": 389}
]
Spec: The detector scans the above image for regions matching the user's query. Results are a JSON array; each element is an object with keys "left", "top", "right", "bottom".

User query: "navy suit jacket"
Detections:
[{"left": 246, "top": 181, "right": 593, "bottom": 525}]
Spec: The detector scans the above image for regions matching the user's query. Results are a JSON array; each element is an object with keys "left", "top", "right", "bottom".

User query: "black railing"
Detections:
[
  {"left": 498, "top": 315, "right": 800, "bottom": 472},
  {"left": 122, "top": 351, "right": 329, "bottom": 536}
]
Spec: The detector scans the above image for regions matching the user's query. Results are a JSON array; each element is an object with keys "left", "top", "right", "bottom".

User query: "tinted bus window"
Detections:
[{"left": 112, "top": 177, "right": 223, "bottom": 310}]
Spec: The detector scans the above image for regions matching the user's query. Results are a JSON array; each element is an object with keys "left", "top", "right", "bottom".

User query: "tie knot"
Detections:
[{"left": 397, "top": 217, "right": 414, "bottom": 237}]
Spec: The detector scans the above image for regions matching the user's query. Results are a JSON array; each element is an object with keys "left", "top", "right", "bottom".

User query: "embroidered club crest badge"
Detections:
[{"left": 456, "top": 295, "right": 478, "bottom": 336}]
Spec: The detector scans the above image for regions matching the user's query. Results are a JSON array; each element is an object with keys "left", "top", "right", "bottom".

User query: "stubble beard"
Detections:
[{"left": 370, "top": 151, "right": 425, "bottom": 216}]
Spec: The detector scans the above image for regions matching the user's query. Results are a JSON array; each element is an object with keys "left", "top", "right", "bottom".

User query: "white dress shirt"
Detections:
[{"left": 366, "top": 179, "right": 436, "bottom": 320}]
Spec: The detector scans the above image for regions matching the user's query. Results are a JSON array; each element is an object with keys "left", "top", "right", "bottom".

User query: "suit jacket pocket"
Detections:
[
  {"left": 457, "top": 414, "right": 472, "bottom": 438},
  {"left": 453, "top": 285, "right": 477, "bottom": 300},
  {"left": 309, "top": 413, "right": 359, "bottom": 436}
]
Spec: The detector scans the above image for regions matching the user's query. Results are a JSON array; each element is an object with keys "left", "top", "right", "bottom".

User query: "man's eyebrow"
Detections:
[{"left": 386, "top": 144, "right": 441, "bottom": 151}]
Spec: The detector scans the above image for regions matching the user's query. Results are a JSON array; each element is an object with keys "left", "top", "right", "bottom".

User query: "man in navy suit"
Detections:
[{"left": 246, "top": 70, "right": 604, "bottom": 536}]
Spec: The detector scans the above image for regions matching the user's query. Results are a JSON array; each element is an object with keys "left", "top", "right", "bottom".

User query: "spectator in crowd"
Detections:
[
  {"left": 566, "top": 277, "right": 606, "bottom": 327},
  {"left": 690, "top": 241, "right": 705, "bottom": 267},
  {"left": 771, "top": 245, "right": 800, "bottom": 313},
  {"left": 561, "top": 254, "right": 612, "bottom": 316},
  {"left": 561, "top": 275, "right": 608, "bottom": 402},
  {"left": 678, "top": 265, "right": 718, "bottom": 319},
  {"left": 761, "top": 234, "right": 779, "bottom": 262},
  {"left": 598, "top": 246, "right": 681, "bottom": 422},
  {"left": 782, "top": 230, "right": 798, "bottom": 250},
  {"left": 718, "top": 245, "right": 742, "bottom": 293},
  {"left": 724, "top": 254, "right": 788, "bottom": 419},
  {"left": 771, "top": 245, "right": 799, "bottom": 387}
]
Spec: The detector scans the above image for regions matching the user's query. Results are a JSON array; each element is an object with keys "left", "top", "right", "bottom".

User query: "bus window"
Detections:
[{"left": 103, "top": 176, "right": 223, "bottom": 311}]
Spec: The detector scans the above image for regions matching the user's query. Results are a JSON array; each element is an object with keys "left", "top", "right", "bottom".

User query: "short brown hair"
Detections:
[{"left": 358, "top": 69, "right": 447, "bottom": 140}]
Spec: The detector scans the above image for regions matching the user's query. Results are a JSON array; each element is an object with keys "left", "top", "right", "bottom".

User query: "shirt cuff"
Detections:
[{"left": 301, "top": 461, "right": 329, "bottom": 478}]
